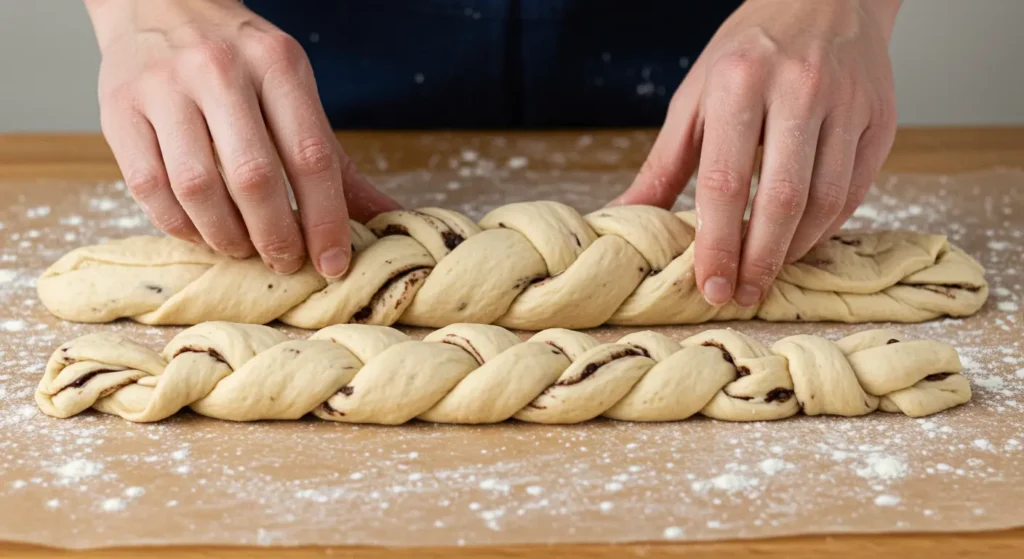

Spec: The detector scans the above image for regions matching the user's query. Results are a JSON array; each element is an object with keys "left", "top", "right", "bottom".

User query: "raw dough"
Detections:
[
  {"left": 37, "top": 202, "right": 988, "bottom": 329},
  {"left": 36, "top": 322, "right": 972, "bottom": 423}
]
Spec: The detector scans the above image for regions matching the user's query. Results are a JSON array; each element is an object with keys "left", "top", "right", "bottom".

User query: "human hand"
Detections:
[
  {"left": 613, "top": 0, "right": 901, "bottom": 307},
  {"left": 85, "top": 0, "right": 399, "bottom": 277}
]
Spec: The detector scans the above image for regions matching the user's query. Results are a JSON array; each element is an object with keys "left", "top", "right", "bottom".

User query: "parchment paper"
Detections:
[{"left": 0, "top": 139, "right": 1022, "bottom": 549}]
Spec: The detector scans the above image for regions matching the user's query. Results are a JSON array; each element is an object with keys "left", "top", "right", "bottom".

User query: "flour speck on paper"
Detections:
[{"left": 0, "top": 148, "right": 1022, "bottom": 548}]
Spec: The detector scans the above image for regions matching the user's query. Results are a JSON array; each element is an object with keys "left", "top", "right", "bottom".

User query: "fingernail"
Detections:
[
  {"left": 735, "top": 284, "right": 762, "bottom": 308},
  {"left": 318, "top": 247, "right": 350, "bottom": 279},
  {"left": 702, "top": 276, "right": 732, "bottom": 306}
]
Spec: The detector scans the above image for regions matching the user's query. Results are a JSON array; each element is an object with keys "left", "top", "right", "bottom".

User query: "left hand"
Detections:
[{"left": 612, "top": 0, "right": 901, "bottom": 308}]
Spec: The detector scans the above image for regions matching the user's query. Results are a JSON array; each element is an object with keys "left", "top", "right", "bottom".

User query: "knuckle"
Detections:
[
  {"left": 306, "top": 218, "right": 346, "bottom": 240},
  {"left": 101, "top": 81, "right": 139, "bottom": 108},
  {"left": 846, "top": 181, "right": 873, "bottom": 205},
  {"left": 254, "top": 234, "right": 303, "bottom": 260},
  {"left": 254, "top": 31, "right": 306, "bottom": 69},
  {"left": 171, "top": 167, "right": 218, "bottom": 204},
  {"left": 873, "top": 98, "right": 898, "bottom": 131},
  {"left": 762, "top": 178, "right": 807, "bottom": 217},
  {"left": 290, "top": 137, "right": 339, "bottom": 176},
  {"left": 809, "top": 180, "right": 847, "bottom": 217},
  {"left": 699, "top": 167, "right": 748, "bottom": 201},
  {"left": 716, "top": 54, "right": 764, "bottom": 91},
  {"left": 700, "top": 237, "right": 742, "bottom": 264},
  {"left": 182, "top": 39, "right": 239, "bottom": 80},
  {"left": 744, "top": 256, "right": 784, "bottom": 282},
  {"left": 785, "top": 57, "right": 828, "bottom": 91},
  {"left": 228, "top": 157, "right": 278, "bottom": 198},
  {"left": 124, "top": 169, "right": 167, "bottom": 200},
  {"left": 152, "top": 213, "right": 193, "bottom": 238}
]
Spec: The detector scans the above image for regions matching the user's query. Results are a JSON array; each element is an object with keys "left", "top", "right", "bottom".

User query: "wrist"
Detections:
[
  {"left": 858, "top": 0, "right": 902, "bottom": 40},
  {"left": 82, "top": 0, "right": 136, "bottom": 50}
]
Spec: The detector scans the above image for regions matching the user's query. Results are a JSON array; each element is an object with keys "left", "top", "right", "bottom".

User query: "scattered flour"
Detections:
[
  {"left": 758, "top": 458, "right": 792, "bottom": 476},
  {"left": 0, "top": 320, "right": 26, "bottom": 332},
  {"left": 973, "top": 439, "right": 994, "bottom": 452},
  {"left": 100, "top": 497, "right": 127, "bottom": 512},
  {"left": 692, "top": 472, "right": 760, "bottom": 494},
  {"left": 506, "top": 156, "right": 529, "bottom": 170},
  {"left": 663, "top": 526, "right": 684, "bottom": 539},
  {"left": 54, "top": 459, "right": 103, "bottom": 482},
  {"left": 874, "top": 495, "right": 902, "bottom": 507},
  {"left": 854, "top": 454, "right": 908, "bottom": 482},
  {"left": 88, "top": 198, "right": 120, "bottom": 211}
]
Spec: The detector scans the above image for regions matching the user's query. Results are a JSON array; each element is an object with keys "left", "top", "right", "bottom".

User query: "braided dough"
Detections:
[
  {"left": 36, "top": 322, "right": 971, "bottom": 423},
  {"left": 38, "top": 202, "right": 988, "bottom": 330}
]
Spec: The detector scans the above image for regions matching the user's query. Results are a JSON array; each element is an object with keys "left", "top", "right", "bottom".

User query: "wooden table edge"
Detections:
[{"left": 2, "top": 526, "right": 1023, "bottom": 558}]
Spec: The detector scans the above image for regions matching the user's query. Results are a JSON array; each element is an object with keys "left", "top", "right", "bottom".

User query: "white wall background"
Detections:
[{"left": 1, "top": 0, "right": 1023, "bottom": 132}]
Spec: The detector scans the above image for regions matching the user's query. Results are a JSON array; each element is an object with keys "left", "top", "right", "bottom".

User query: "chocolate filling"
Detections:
[
  {"left": 887, "top": 339, "right": 900, "bottom": 345},
  {"left": 627, "top": 344, "right": 651, "bottom": 359},
  {"left": 441, "top": 230, "right": 465, "bottom": 251},
  {"left": 379, "top": 224, "right": 410, "bottom": 237},
  {"left": 544, "top": 341, "right": 568, "bottom": 356},
  {"left": 701, "top": 341, "right": 735, "bottom": 365},
  {"left": 736, "top": 366, "right": 750, "bottom": 378},
  {"left": 924, "top": 372, "right": 955, "bottom": 382},
  {"left": 319, "top": 401, "right": 345, "bottom": 417},
  {"left": 338, "top": 385, "right": 355, "bottom": 396},
  {"left": 143, "top": 284, "right": 163, "bottom": 294},
  {"left": 173, "top": 346, "right": 228, "bottom": 364},
  {"left": 98, "top": 380, "right": 136, "bottom": 398},
  {"left": 351, "top": 266, "right": 431, "bottom": 323},
  {"left": 513, "top": 275, "right": 548, "bottom": 290},
  {"left": 831, "top": 236, "right": 861, "bottom": 247},
  {"left": 765, "top": 388, "right": 794, "bottom": 403},
  {"left": 60, "top": 368, "right": 121, "bottom": 392},
  {"left": 555, "top": 349, "right": 642, "bottom": 387},
  {"left": 910, "top": 284, "right": 983, "bottom": 299},
  {"left": 441, "top": 335, "right": 484, "bottom": 364},
  {"left": 572, "top": 234, "right": 581, "bottom": 247}
]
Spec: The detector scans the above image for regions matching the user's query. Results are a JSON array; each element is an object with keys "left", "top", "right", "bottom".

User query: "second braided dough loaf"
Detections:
[
  {"left": 38, "top": 202, "right": 988, "bottom": 329},
  {"left": 36, "top": 322, "right": 972, "bottom": 424}
]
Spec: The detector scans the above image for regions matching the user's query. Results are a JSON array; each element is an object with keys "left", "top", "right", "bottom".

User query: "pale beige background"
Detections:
[{"left": 1, "top": 0, "right": 1023, "bottom": 131}]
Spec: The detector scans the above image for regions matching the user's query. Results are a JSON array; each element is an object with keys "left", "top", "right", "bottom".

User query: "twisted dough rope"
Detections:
[
  {"left": 38, "top": 202, "right": 988, "bottom": 330},
  {"left": 36, "top": 322, "right": 972, "bottom": 423}
]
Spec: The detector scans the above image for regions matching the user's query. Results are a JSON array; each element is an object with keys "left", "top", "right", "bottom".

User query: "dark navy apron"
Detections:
[{"left": 244, "top": 0, "right": 742, "bottom": 128}]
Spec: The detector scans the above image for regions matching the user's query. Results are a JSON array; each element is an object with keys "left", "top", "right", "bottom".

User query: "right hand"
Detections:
[{"left": 85, "top": 0, "right": 400, "bottom": 277}]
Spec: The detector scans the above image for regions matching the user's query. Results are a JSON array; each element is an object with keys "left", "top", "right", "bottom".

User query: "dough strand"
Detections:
[
  {"left": 37, "top": 202, "right": 988, "bottom": 329},
  {"left": 36, "top": 322, "right": 972, "bottom": 423}
]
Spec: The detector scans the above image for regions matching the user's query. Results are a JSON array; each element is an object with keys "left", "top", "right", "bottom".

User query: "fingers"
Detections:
[
  {"left": 693, "top": 56, "right": 766, "bottom": 306},
  {"left": 182, "top": 40, "right": 306, "bottom": 274},
  {"left": 143, "top": 89, "right": 254, "bottom": 259},
  {"left": 613, "top": 61, "right": 706, "bottom": 208},
  {"left": 735, "top": 109, "right": 821, "bottom": 307},
  {"left": 783, "top": 112, "right": 859, "bottom": 263},
  {"left": 100, "top": 100, "right": 201, "bottom": 243},
  {"left": 244, "top": 31, "right": 352, "bottom": 277},
  {"left": 823, "top": 109, "right": 897, "bottom": 240}
]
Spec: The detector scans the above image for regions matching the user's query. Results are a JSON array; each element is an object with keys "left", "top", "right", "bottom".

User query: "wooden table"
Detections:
[{"left": 1, "top": 127, "right": 1023, "bottom": 558}]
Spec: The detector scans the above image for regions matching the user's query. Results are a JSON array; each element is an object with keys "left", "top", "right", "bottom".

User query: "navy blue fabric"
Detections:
[{"left": 244, "top": 1, "right": 741, "bottom": 129}]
